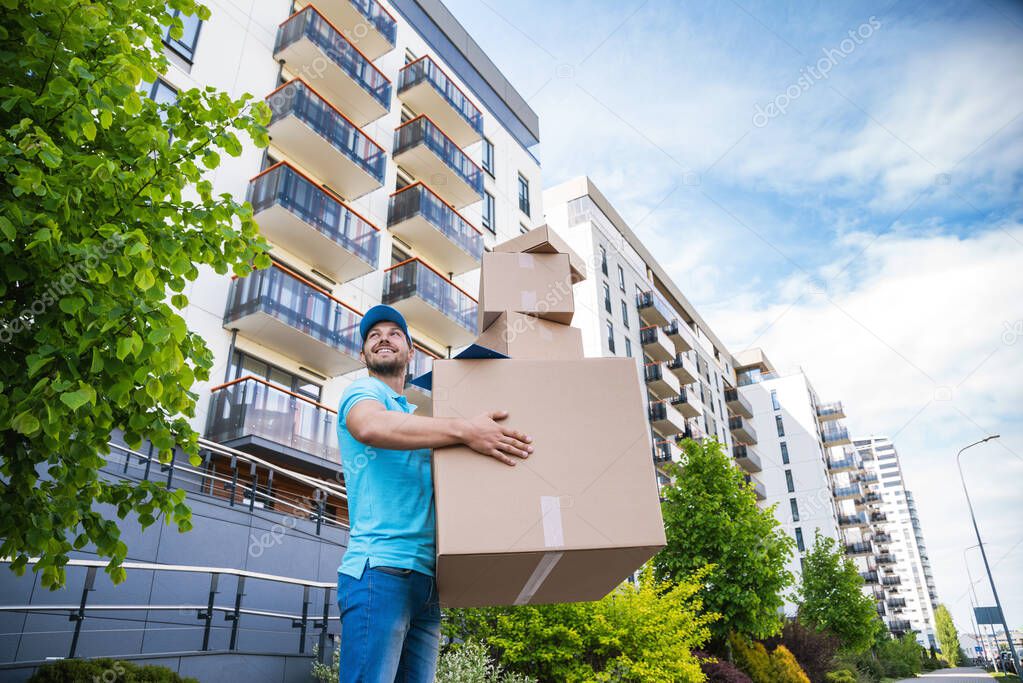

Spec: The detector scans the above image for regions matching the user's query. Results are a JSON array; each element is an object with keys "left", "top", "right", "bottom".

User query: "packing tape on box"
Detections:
[
  {"left": 518, "top": 253, "right": 535, "bottom": 269},
  {"left": 513, "top": 495, "right": 566, "bottom": 605},
  {"left": 521, "top": 290, "right": 537, "bottom": 309}
]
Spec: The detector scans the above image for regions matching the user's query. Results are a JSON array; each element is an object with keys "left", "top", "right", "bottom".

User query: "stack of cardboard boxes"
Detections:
[{"left": 426, "top": 227, "right": 666, "bottom": 608}]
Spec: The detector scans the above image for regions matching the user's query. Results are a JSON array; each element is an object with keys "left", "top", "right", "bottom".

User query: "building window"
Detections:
[
  {"left": 621, "top": 300, "right": 630, "bottom": 328},
  {"left": 785, "top": 469, "right": 794, "bottom": 493},
  {"left": 624, "top": 337, "right": 632, "bottom": 358},
  {"left": 145, "top": 78, "right": 178, "bottom": 105},
  {"left": 517, "top": 173, "right": 530, "bottom": 216},
  {"left": 600, "top": 245, "right": 609, "bottom": 275},
  {"left": 780, "top": 441, "right": 789, "bottom": 464},
  {"left": 771, "top": 389, "right": 780, "bottom": 411},
  {"left": 482, "top": 191, "right": 495, "bottom": 233},
  {"left": 776, "top": 415, "right": 785, "bottom": 437},
  {"left": 606, "top": 322, "right": 615, "bottom": 354},
  {"left": 603, "top": 282, "right": 612, "bottom": 313},
  {"left": 795, "top": 527, "right": 805, "bottom": 552},
  {"left": 162, "top": 8, "right": 203, "bottom": 63},
  {"left": 790, "top": 498, "right": 800, "bottom": 522},
  {"left": 482, "top": 137, "right": 495, "bottom": 176},
  {"left": 617, "top": 264, "right": 626, "bottom": 291}
]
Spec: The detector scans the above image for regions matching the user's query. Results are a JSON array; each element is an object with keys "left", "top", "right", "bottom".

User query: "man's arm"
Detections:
[{"left": 346, "top": 401, "right": 532, "bottom": 466}]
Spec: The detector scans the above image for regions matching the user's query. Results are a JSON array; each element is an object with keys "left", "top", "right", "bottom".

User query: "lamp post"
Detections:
[
  {"left": 957, "top": 435, "right": 1020, "bottom": 675},
  {"left": 965, "top": 545, "right": 996, "bottom": 671}
]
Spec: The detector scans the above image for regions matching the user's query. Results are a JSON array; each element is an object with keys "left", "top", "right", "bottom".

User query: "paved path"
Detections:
[{"left": 895, "top": 667, "right": 994, "bottom": 682}]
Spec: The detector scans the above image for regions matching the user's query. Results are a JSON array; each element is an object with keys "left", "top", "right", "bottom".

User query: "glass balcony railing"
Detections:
[
  {"left": 871, "top": 512, "right": 888, "bottom": 523},
  {"left": 888, "top": 598, "right": 907, "bottom": 608},
  {"left": 382, "top": 258, "right": 477, "bottom": 336},
  {"left": 846, "top": 542, "right": 873, "bottom": 554},
  {"left": 394, "top": 116, "right": 483, "bottom": 197},
  {"left": 636, "top": 289, "right": 676, "bottom": 325},
  {"left": 822, "top": 424, "right": 851, "bottom": 444},
  {"left": 817, "top": 400, "right": 845, "bottom": 418},
  {"left": 387, "top": 183, "right": 484, "bottom": 265},
  {"left": 224, "top": 264, "right": 362, "bottom": 359},
  {"left": 343, "top": 0, "right": 397, "bottom": 47},
  {"left": 652, "top": 441, "right": 674, "bottom": 463},
  {"left": 827, "top": 456, "right": 857, "bottom": 471},
  {"left": 398, "top": 56, "right": 483, "bottom": 137},
  {"left": 728, "top": 415, "right": 757, "bottom": 442},
  {"left": 860, "top": 571, "right": 879, "bottom": 584},
  {"left": 206, "top": 377, "right": 339, "bottom": 464},
  {"left": 839, "top": 512, "right": 867, "bottom": 526},
  {"left": 833, "top": 483, "right": 863, "bottom": 498},
  {"left": 407, "top": 344, "right": 435, "bottom": 385},
  {"left": 248, "top": 162, "right": 379, "bottom": 268},
  {"left": 733, "top": 444, "right": 762, "bottom": 471},
  {"left": 275, "top": 7, "right": 391, "bottom": 110},
  {"left": 882, "top": 576, "right": 901, "bottom": 586},
  {"left": 266, "top": 80, "right": 385, "bottom": 185}
]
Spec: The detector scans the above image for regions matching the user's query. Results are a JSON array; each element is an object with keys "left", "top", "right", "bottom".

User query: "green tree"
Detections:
[
  {"left": 797, "top": 532, "right": 882, "bottom": 653},
  {"left": 445, "top": 567, "right": 717, "bottom": 682},
  {"left": 654, "top": 438, "right": 795, "bottom": 644},
  {"left": 0, "top": 0, "right": 270, "bottom": 589},
  {"left": 934, "top": 604, "right": 964, "bottom": 666}
]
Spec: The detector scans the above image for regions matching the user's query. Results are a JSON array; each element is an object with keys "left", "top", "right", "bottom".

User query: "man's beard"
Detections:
[{"left": 365, "top": 352, "right": 407, "bottom": 378}]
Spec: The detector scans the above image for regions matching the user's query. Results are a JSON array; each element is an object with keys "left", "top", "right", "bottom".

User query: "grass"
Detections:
[{"left": 990, "top": 673, "right": 1020, "bottom": 681}]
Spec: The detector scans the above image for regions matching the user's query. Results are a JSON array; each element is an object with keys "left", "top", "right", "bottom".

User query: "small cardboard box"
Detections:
[
  {"left": 477, "top": 252, "right": 575, "bottom": 331},
  {"left": 431, "top": 358, "right": 666, "bottom": 607},
  {"left": 475, "top": 312, "right": 583, "bottom": 360},
  {"left": 493, "top": 225, "right": 587, "bottom": 284}
]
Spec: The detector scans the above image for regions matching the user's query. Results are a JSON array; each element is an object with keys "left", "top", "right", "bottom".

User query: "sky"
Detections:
[{"left": 444, "top": 0, "right": 1023, "bottom": 638}]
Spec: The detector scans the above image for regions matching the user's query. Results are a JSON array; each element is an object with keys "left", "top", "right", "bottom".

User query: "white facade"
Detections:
[{"left": 154, "top": 0, "right": 543, "bottom": 491}]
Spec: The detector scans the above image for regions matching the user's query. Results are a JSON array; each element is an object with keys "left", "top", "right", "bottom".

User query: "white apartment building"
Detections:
[
  {"left": 853, "top": 436, "right": 938, "bottom": 648},
  {"left": 542, "top": 177, "right": 760, "bottom": 488},
  {"left": 154, "top": 0, "right": 544, "bottom": 514},
  {"left": 732, "top": 349, "right": 844, "bottom": 613}
]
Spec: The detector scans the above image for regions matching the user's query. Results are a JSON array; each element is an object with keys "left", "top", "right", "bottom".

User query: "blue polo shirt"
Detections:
[{"left": 337, "top": 376, "right": 435, "bottom": 579}]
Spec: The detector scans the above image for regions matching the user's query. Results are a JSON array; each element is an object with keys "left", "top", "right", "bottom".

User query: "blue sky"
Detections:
[{"left": 446, "top": 0, "right": 1023, "bottom": 639}]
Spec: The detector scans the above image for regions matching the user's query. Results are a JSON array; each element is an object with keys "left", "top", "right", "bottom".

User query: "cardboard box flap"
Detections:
[{"left": 493, "top": 225, "right": 587, "bottom": 284}]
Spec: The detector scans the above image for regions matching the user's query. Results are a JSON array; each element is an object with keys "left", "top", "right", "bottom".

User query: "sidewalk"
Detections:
[{"left": 895, "top": 667, "right": 993, "bottom": 682}]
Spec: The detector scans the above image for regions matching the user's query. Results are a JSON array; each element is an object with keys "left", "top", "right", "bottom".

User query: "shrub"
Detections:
[
  {"left": 824, "top": 670, "right": 857, "bottom": 683},
  {"left": 311, "top": 644, "right": 339, "bottom": 683},
  {"left": 729, "top": 633, "right": 775, "bottom": 683},
  {"left": 876, "top": 633, "right": 923, "bottom": 678},
  {"left": 28, "top": 658, "right": 198, "bottom": 682},
  {"left": 772, "top": 644, "right": 811, "bottom": 683},
  {"left": 764, "top": 618, "right": 840, "bottom": 682},
  {"left": 436, "top": 640, "right": 537, "bottom": 683},
  {"left": 695, "top": 651, "right": 753, "bottom": 682}
]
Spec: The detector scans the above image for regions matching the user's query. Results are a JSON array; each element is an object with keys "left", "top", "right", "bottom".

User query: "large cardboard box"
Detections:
[
  {"left": 431, "top": 358, "right": 666, "bottom": 607},
  {"left": 477, "top": 252, "right": 575, "bottom": 331},
  {"left": 493, "top": 225, "right": 587, "bottom": 284},
  {"left": 475, "top": 312, "right": 583, "bottom": 360}
]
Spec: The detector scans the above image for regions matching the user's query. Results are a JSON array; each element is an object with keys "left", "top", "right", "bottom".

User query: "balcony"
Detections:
[
  {"left": 224, "top": 264, "right": 362, "bottom": 376},
  {"left": 387, "top": 182, "right": 484, "bottom": 275},
  {"left": 733, "top": 444, "right": 763, "bottom": 472},
  {"left": 871, "top": 512, "right": 888, "bottom": 523},
  {"left": 266, "top": 79, "right": 385, "bottom": 200},
  {"left": 393, "top": 115, "right": 484, "bottom": 209},
  {"left": 682, "top": 419, "right": 705, "bottom": 442},
  {"left": 649, "top": 400, "right": 686, "bottom": 437},
  {"left": 248, "top": 162, "right": 379, "bottom": 283},
  {"left": 397, "top": 56, "right": 483, "bottom": 147},
  {"left": 662, "top": 319, "right": 694, "bottom": 353},
  {"left": 382, "top": 258, "right": 477, "bottom": 347},
  {"left": 274, "top": 7, "right": 391, "bottom": 125},
  {"left": 861, "top": 472, "right": 879, "bottom": 484},
  {"left": 816, "top": 400, "right": 846, "bottom": 421},
  {"left": 860, "top": 570, "right": 880, "bottom": 584},
  {"left": 728, "top": 415, "right": 757, "bottom": 444},
  {"left": 888, "top": 598, "right": 907, "bottom": 608},
  {"left": 206, "top": 377, "right": 339, "bottom": 472},
  {"left": 724, "top": 387, "right": 753, "bottom": 418},
  {"left": 822, "top": 423, "right": 851, "bottom": 446},
  {"left": 640, "top": 325, "right": 675, "bottom": 362},
  {"left": 827, "top": 455, "right": 858, "bottom": 473},
  {"left": 873, "top": 532, "right": 892, "bottom": 543},
  {"left": 292, "top": 0, "right": 396, "bottom": 60},
  {"left": 887, "top": 619, "right": 912, "bottom": 633},
  {"left": 671, "top": 385, "right": 703, "bottom": 419},
  {"left": 668, "top": 353, "right": 699, "bottom": 385},
  {"left": 636, "top": 290, "right": 675, "bottom": 327},
  {"left": 846, "top": 541, "right": 873, "bottom": 556},
  {"left": 644, "top": 362, "right": 681, "bottom": 400},
  {"left": 744, "top": 473, "right": 766, "bottom": 500},
  {"left": 838, "top": 512, "right": 868, "bottom": 528},
  {"left": 882, "top": 576, "right": 901, "bottom": 587},
  {"left": 405, "top": 344, "right": 436, "bottom": 416},
  {"left": 653, "top": 439, "right": 683, "bottom": 466},
  {"left": 833, "top": 482, "right": 863, "bottom": 500},
  {"left": 877, "top": 553, "right": 896, "bottom": 565}
]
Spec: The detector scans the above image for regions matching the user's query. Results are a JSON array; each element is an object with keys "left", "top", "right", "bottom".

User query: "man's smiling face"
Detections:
[{"left": 361, "top": 321, "right": 412, "bottom": 378}]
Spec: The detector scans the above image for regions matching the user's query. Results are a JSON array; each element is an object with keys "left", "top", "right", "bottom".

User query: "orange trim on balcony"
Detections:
[
  {"left": 385, "top": 256, "right": 478, "bottom": 302},
  {"left": 394, "top": 114, "right": 484, "bottom": 175},
  {"left": 388, "top": 181, "right": 484, "bottom": 236},
  {"left": 209, "top": 374, "right": 338, "bottom": 414},
  {"left": 265, "top": 77, "right": 385, "bottom": 156},
  {"left": 400, "top": 55, "right": 478, "bottom": 115},
  {"left": 233, "top": 261, "right": 364, "bottom": 316},
  {"left": 249, "top": 160, "right": 381, "bottom": 232},
  {"left": 278, "top": 5, "right": 392, "bottom": 84}
]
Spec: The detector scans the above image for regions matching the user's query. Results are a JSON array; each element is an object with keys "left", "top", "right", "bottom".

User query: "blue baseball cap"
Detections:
[{"left": 359, "top": 304, "right": 411, "bottom": 345}]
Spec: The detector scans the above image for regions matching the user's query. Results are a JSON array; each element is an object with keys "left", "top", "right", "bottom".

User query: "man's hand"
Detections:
[{"left": 461, "top": 410, "right": 533, "bottom": 466}]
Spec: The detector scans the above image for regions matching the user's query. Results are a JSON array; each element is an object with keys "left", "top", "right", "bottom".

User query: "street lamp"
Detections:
[
  {"left": 965, "top": 545, "right": 997, "bottom": 671},
  {"left": 957, "top": 435, "right": 1021, "bottom": 675}
]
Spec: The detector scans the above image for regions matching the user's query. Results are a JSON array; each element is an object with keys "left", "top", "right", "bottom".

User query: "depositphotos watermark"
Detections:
[
  {"left": 753, "top": 16, "right": 882, "bottom": 128},
  {"left": 0, "top": 233, "right": 124, "bottom": 343}
]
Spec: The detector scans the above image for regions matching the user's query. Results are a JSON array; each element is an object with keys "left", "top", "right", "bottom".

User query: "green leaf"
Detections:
[
  {"left": 59, "top": 296, "right": 85, "bottom": 314},
  {"left": 11, "top": 411, "right": 40, "bottom": 436},
  {"left": 60, "top": 385, "right": 96, "bottom": 411},
  {"left": 145, "top": 377, "right": 162, "bottom": 399},
  {"left": 82, "top": 120, "right": 97, "bottom": 141}
]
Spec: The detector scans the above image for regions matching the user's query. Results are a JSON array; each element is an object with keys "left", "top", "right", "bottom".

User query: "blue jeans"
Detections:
[{"left": 337, "top": 566, "right": 441, "bottom": 683}]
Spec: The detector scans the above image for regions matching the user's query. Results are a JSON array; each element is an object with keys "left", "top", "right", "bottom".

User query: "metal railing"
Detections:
[
  {"left": 343, "top": 0, "right": 397, "bottom": 46},
  {"left": 381, "top": 258, "right": 477, "bottom": 334},
  {"left": 387, "top": 183, "right": 483, "bottom": 262},
  {"left": 398, "top": 56, "right": 482, "bottom": 135},
  {"left": 833, "top": 483, "right": 863, "bottom": 498},
  {"left": 816, "top": 401, "right": 844, "bottom": 417},
  {"left": 636, "top": 289, "right": 676, "bottom": 324},
  {"left": 393, "top": 116, "right": 483, "bottom": 195},
  {"left": 275, "top": 8, "right": 391, "bottom": 108}
]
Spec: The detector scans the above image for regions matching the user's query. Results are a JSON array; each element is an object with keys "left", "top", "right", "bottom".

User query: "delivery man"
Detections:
[{"left": 336, "top": 304, "right": 533, "bottom": 682}]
